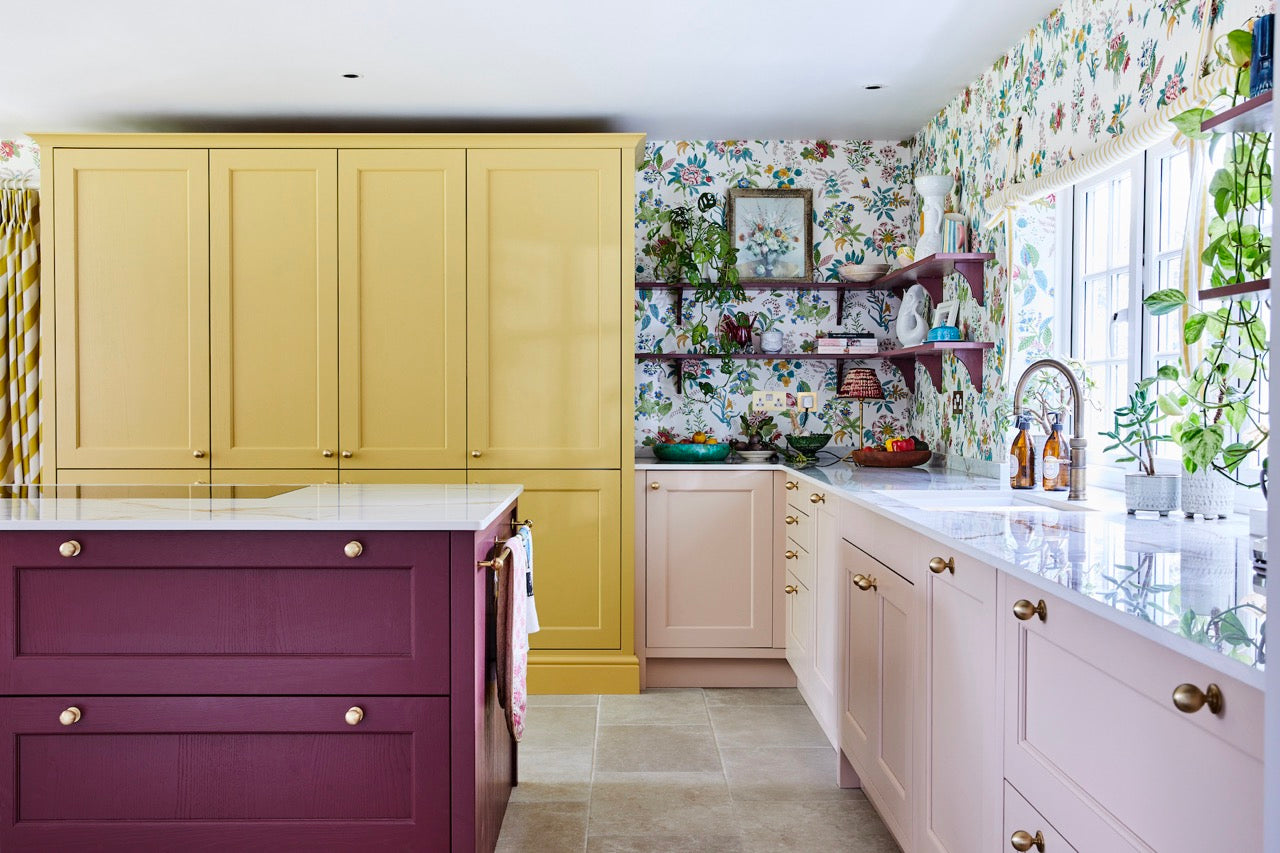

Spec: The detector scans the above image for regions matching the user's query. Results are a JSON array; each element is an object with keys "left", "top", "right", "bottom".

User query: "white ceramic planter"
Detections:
[
  {"left": 1181, "top": 468, "right": 1234, "bottom": 519},
  {"left": 1124, "top": 473, "right": 1181, "bottom": 516}
]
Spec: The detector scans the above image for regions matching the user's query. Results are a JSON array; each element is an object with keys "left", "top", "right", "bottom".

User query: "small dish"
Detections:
[
  {"left": 838, "top": 263, "right": 891, "bottom": 283},
  {"left": 735, "top": 449, "right": 776, "bottom": 462}
]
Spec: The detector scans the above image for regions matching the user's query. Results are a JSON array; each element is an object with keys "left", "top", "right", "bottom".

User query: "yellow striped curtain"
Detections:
[{"left": 0, "top": 188, "right": 40, "bottom": 484}]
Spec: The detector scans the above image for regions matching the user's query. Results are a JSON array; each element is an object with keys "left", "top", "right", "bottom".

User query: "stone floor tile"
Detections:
[
  {"left": 708, "top": 703, "right": 829, "bottom": 748},
  {"left": 528, "top": 693, "right": 601, "bottom": 707},
  {"left": 520, "top": 706, "right": 598, "bottom": 751},
  {"left": 594, "top": 723, "right": 721, "bottom": 772},
  {"left": 733, "top": 799, "right": 900, "bottom": 852},
  {"left": 495, "top": 801, "right": 589, "bottom": 853},
  {"left": 703, "top": 687, "right": 805, "bottom": 707},
  {"left": 588, "top": 771, "right": 733, "bottom": 837},
  {"left": 720, "top": 746, "right": 861, "bottom": 802},
  {"left": 599, "top": 688, "right": 709, "bottom": 726},
  {"left": 509, "top": 748, "right": 594, "bottom": 804}
]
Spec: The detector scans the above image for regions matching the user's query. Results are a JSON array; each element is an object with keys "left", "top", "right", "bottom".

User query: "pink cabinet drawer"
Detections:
[
  {"left": 0, "top": 696, "right": 449, "bottom": 851},
  {"left": 1004, "top": 781, "right": 1077, "bottom": 853},
  {"left": 1003, "top": 576, "right": 1262, "bottom": 852},
  {"left": 0, "top": 531, "right": 450, "bottom": 695}
]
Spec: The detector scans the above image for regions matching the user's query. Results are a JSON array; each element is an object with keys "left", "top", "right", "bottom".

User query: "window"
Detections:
[{"left": 1061, "top": 139, "right": 1269, "bottom": 505}]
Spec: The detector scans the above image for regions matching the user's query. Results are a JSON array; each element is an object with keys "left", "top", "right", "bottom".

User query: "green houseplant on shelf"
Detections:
[
  {"left": 1144, "top": 22, "right": 1272, "bottom": 517},
  {"left": 641, "top": 192, "right": 743, "bottom": 350},
  {"left": 1100, "top": 377, "right": 1179, "bottom": 516}
]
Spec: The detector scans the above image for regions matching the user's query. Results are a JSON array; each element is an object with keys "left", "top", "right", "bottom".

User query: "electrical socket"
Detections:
[
  {"left": 797, "top": 392, "right": 818, "bottom": 411},
  {"left": 751, "top": 390, "right": 789, "bottom": 411},
  {"left": 951, "top": 390, "right": 964, "bottom": 417}
]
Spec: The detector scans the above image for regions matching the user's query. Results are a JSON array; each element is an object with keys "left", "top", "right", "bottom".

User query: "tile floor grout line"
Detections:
[{"left": 582, "top": 693, "right": 600, "bottom": 853}]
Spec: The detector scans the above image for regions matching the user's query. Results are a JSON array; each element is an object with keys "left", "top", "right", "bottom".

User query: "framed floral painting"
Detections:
[{"left": 726, "top": 187, "right": 814, "bottom": 283}]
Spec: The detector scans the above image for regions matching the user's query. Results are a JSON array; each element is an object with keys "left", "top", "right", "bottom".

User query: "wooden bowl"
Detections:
[{"left": 848, "top": 449, "right": 932, "bottom": 468}]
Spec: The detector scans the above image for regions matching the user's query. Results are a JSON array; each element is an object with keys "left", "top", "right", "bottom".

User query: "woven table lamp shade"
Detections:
[
  {"left": 838, "top": 368, "right": 885, "bottom": 455},
  {"left": 839, "top": 367, "right": 885, "bottom": 400}
]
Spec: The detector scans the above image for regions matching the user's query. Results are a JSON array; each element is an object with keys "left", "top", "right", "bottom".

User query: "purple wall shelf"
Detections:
[{"left": 636, "top": 341, "right": 994, "bottom": 395}]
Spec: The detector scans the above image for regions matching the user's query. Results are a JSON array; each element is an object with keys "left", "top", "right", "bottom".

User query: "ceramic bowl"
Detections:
[
  {"left": 735, "top": 449, "right": 776, "bottom": 462},
  {"left": 785, "top": 434, "right": 832, "bottom": 456},
  {"left": 925, "top": 325, "right": 961, "bottom": 342},
  {"left": 837, "top": 263, "right": 891, "bottom": 283},
  {"left": 652, "top": 442, "right": 732, "bottom": 463}
]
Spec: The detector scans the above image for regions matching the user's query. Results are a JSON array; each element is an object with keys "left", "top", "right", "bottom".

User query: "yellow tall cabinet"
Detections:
[
  {"left": 51, "top": 149, "right": 211, "bottom": 479},
  {"left": 37, "top": 133, "right": 643, "bottom": 694}
]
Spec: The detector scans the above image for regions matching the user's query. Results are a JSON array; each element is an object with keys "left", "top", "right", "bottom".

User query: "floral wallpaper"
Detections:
[
  {"left": 0, "top": 135, "right": 39, "bottom": 182},
  {"left": 911, "top": 0, "right": 1268, "bottom": 463},
  {"left": 634, "top": 140, "right": 918, "bottom": 449}
]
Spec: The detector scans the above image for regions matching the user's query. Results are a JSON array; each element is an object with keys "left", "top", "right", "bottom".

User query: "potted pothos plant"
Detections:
[
  {"left": 1101, "top": 378, "right": 1180, "bottom": 516},
  {"left": 642, "top": 192, "right": 744, "bottom": 350},
  {"left": 1146, "top": 21, "right": 1272, "bottom": 517}
]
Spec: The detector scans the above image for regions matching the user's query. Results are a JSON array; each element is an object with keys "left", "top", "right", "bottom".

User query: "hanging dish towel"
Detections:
[
  {"left": 517, "top": 524, "right": 540, "bottom": 634},
  {"left": 500, "top": 535, "right": 529, "bottom": 741}
]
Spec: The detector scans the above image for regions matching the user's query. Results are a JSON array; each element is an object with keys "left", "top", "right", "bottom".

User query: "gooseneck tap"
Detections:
[{"left": 1011, "top": 358, "right": 1087, "bottom": 501}]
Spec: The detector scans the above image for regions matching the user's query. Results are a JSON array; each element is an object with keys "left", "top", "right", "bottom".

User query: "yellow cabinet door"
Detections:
[
  {"left": 53, "top": 149, "right": 210, "bottom": 469},
  {"left": 210, "top": 150, "right": 338, "bottom": 469},
  {"left": 466, "top": 149, "right": 622, "bottom": 469},
  {"left": 338, "top": 150, "right": 467, "bottom": 469},
  {"left": 469, "top": 469, "right": 620, "bottom": 650}
]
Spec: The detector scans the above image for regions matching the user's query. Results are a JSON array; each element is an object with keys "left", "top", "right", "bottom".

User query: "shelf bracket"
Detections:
[
  {"left": 836, "top": 289, "right": 846, "bottom": 323},
  {"left": 915, "top": 276, "right": 945, "bottom": 305},
  {"left": 887, "top": 357, "right": 917, "bottom": 394},
  {"left": 953, "top": 258, "right": 987, "bottom": 306},
  {"left": 953, "top": 347, "right": 986, "bottom": 392}
]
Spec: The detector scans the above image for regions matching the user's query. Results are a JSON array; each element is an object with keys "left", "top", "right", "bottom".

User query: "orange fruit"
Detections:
[{"left": 692, "top": 432, "right": 708, "bottom": 444}]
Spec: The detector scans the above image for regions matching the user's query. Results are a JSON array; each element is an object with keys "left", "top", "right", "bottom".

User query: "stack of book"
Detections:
[{"left": 815, "top": 332, "right": 878, "bottom": 355}]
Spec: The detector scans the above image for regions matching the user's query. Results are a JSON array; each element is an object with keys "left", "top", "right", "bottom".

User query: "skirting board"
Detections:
[
  {"left": 644, "top": 657, "right": 797, "bottom": 689},
  {"left": 527, "top": 653, "right": 640, "bottom": 695}
]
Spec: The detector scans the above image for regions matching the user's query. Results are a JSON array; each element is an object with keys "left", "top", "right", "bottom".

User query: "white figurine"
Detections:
[
  {"left": 913, "top": 174, "right": 954, "bottom": 259},
  {"left": 896, "top": 284, "right": 930, "bottom": 347}
]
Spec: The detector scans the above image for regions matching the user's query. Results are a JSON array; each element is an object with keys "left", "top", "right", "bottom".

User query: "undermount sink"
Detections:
[{"left": 885, "top": 489, "right": 1097, "bottom": 513}]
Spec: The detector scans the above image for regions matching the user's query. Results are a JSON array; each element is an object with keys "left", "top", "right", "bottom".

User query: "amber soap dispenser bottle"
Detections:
[
  {"left": 1042, "top": 412, "right": 1070, "bottom": 491},
  {"left": 1010, "top": 415, "right": 1036, "bottom": 489}
]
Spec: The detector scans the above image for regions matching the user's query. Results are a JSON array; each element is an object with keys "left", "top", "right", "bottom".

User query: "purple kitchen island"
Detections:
[{"left": 0, "top": 483, "right": 523, "bottom": 852}]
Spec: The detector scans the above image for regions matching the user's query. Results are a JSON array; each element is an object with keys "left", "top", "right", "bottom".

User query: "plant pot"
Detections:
[
  {"left": 1180, "top": 468, "right": 1233, "bottom": 519},
  {"left": 1124, "top": 473, "right": 1181, "bottom": 517}
]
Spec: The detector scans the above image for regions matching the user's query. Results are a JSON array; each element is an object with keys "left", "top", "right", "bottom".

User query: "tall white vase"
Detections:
[{"left": 914, "top": 174, "right": 954, "bottom": 258}]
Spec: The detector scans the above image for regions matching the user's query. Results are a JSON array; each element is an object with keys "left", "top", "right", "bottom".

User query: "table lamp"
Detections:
[{"left": 838, "top": 367, "right": 885, "bottom": 451}]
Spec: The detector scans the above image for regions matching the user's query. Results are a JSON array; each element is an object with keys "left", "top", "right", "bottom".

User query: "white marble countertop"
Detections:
[
  {"left": 637, "top": 456, "right": 1266, "bottom": 687},
  {"left": 0, "top": 484, "right": 523, "bottom": 532}
]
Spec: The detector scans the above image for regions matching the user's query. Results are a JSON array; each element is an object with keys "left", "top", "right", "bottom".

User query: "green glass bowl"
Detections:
[
  {"left": 652, "top": 442, "right": 732, "bottom": 463},
  {"left": 785, "top": 434, "right": 832, "bottom": 456}
]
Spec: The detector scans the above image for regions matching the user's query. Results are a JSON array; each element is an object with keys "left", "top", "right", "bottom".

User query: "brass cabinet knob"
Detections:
[
  {"left": 471, "top": 450, "right": 482, "bottom": 458},
  {"left": 344, "top": 540, "right": 363, "bottom": 558},
  {"left": 785, "top": 515, "right": 798, "bottom": 525},
  {"left": 1172, "top": 683, "right": 1224, "bottom": 716},
  {"left": 59, "top": 706, "right": 82, "bottom": 726},
  {"left": 59, "top": 540, "right": 81, "bottom": 558},
  {"left": 929, "top": 556, "right": 955, "bottom": 575},
  {"left": 341, "top": 450, "right": 353, "bottom": 458},
  {"left": 345, "top": 706, "right": 364, "bottom": 726},
  {"left": 810, "top": 493, "right": 825, "bottom": 504},
  {"left": 1012, "top": 599, "right": 1048, "bottom": 622},
  {"left": 1010, "top": 829, "right": 1045, "bottom": 852},
  {"left": 192, "top": 449, "right": 205, "bottom": 458},
  {"left": 785, "top": 550, "right": 799, "bottom": 560},
  {"left": 322, "top": 449, "right": 335, "bottom": 458},
  {"left": 650, "top": 482, "right": 660, "bottom": 490},
  {"left": 852, "top": 573, "right": 877, "bottom": 592},
  {"left": 785, "top": 481, "right": 798, "bottom": 491},
  {"left": 784, "top": 584, "right": 799, "bottom": 595}
]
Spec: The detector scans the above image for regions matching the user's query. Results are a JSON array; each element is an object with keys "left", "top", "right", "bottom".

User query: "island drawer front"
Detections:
[
  {"left": 0, "top": 531, "right": 450, "bottom": 695},
  {"left": 0, "top": 696, "right": 449, "bottom": 851},
  {"left": 1003, "top": 576, "right": 1262, "bottom": 853}
]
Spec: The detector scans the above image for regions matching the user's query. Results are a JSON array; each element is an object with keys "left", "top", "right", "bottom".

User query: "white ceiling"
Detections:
[{"left": 3, "top": 0, "right": 1060, "bottom": 141}]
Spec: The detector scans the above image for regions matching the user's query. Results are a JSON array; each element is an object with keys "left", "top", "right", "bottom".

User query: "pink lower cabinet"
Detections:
[
  {"left": 0, "top": 526, "right": 517, "bottom": 851},
  {"left": 2, "top": 696, "right": 448, "bottom": 850},
  {"left": 839, "top": 537, "right": 917, "bottom": 850},
  {"left": 1003, "top": 781, "right": 1076, "bottom": 853},
  {"left": 917, "top": 546, "right": 998, "bottom": 853},
  {"left": 1003, "top": 575, "right": 1263, "bottom": 852}
]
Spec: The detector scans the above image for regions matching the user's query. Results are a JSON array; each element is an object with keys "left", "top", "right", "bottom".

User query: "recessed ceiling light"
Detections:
[
  {"left": 342, "top": 73, "right": 363, "bottom": 79},
  {"left": 864, "top": 84, "right": 883, "bottom": 90}
]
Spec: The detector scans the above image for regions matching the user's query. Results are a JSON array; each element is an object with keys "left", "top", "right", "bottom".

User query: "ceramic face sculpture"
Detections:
[
  {"left": 896, "top": 284, "right": 930, "bottom": 347},
  {"left": 913, "top": 174, "right": 954, "bottom": 258}
]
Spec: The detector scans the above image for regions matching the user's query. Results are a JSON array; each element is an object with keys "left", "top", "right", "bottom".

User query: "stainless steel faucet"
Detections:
[{"left": 1011, "top": 358, "right": 1087, "bottom": 501}]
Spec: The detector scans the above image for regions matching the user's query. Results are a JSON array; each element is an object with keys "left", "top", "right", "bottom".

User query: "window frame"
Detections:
[{"left": 1060, "top": 139, "right": 1266, "bottom": 510}]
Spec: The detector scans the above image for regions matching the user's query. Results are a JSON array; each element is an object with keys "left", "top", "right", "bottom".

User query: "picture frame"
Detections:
[
  {"left": 726, "top": 187, "right": 814, "bottom": 283},
  {"left": 932, "top": 299, "right": 959, "bottom": 328}
]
